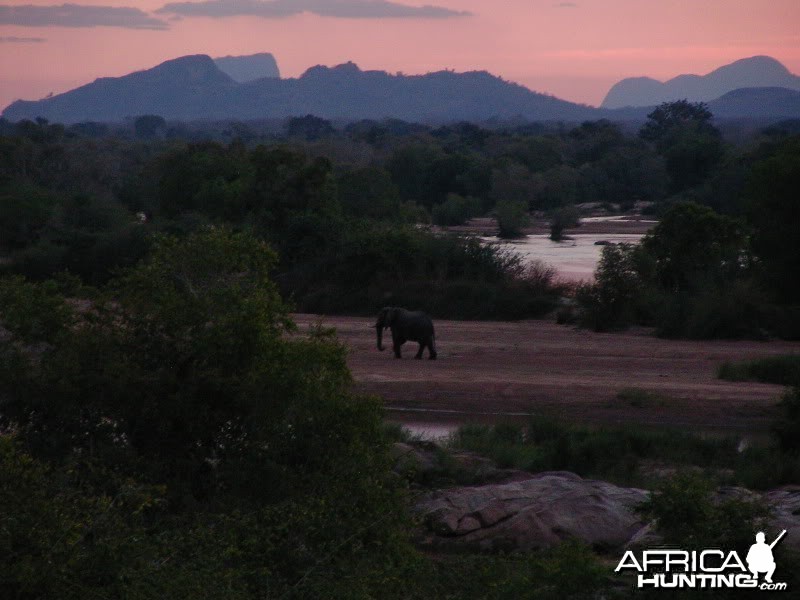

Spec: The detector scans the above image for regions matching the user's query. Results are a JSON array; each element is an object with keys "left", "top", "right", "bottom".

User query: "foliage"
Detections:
[
  {"left": 576, "top": 243, "right": 649, "bottom": 331},
  {"left": 0, "top": 274, "right": 74, "bottom": 343},
  {"left": 494, "top": 198, "right": 530, "bottom": 238},
  {"left": 718, "top": 355, "right": 800, "bottom": 387},
  {"left": 638, "top": 473, "right": 768, "bottom": 550},
  {"left": 450, "top": 418, "right": 753, "bottom": 488},
  {"left": 286, "top": 114, "right": 335, "bottom": 140},
  {"left": 575, "top": 201, "right": 763, "bottom": 338},
  {"left": 0, "top": 109, "right": 796, "bottom": 329},
  {"left": 431, "top": 192, "right": 481, "bottom": 226},
  {"left": 0, "top": 229, "right": 421, "bottom": 597},
  {"left": 549, "top": 205, "right": 580, "bottom": 241},
  {"left": 134, "top": 114, "right": 166, "bottom": 139},
  {"left": 773, "top": 387, "right": 800, "bottom": 455},
  {"left": 745, "top": 135, "right": 800, "bottom": 303},
  {"left": 337, "top": 165, "right": 405, "bottom": 220},
  {"left": 640, "top": 100, "right": 724, "bottom": 192},
  {"left": 641, "top": 201, "right": 747, "bottom": 293}
]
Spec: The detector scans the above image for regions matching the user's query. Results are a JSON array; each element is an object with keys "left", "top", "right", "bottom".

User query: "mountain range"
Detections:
[
  {"left": 602, "top": 56, "right": 800, "bottom": 108},
  {"left": 2, "top": 54, "right": 799, "bottom": 124},
  {"left": 213, "top": 53, "right": 280, "bottom": 83},
  {"left": 1, "top": 55, "right": 600, "bottom": 123}
]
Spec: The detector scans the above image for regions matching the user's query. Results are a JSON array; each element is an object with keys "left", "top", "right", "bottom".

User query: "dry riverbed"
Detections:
[{"left": 294, "top": 314, "right": 800, "bottom": 435}]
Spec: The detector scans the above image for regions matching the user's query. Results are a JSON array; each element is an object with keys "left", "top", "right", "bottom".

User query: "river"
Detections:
[{"left": 482, "top": 232, "right": 646, "bottom": 282}]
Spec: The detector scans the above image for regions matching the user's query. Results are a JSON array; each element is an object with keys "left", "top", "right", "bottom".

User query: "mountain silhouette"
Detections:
[
  {"left": 3, "top": 55, "right": 237, "bottom": 122},
  {"left": 602, "top": 56, "right": 800, "bottom": 108},
  {"left": 4, "top": 55, "right": 800, "bottom": 124},
  {"left": 707, "top": 87, "right": 800, "bottom": 120},
  {"left": 214, "top": 53, "right": 280, "bottom": 83},
  {"left": 2, "top": 55, "right": 600, "bottom": 123}
]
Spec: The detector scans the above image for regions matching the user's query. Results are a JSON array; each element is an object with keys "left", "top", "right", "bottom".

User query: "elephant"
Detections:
[{"left": 375, "top": 307, "right": 437, "bottom": 360}]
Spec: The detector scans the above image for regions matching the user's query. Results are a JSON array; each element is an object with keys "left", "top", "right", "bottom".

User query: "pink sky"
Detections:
[{"left": 1, "top": 0, "right": 799, "bottom": 112}]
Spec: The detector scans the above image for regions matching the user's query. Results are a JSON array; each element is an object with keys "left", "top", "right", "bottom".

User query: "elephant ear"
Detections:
[{"left": 385, "top": 307, "right": 398, "bottom": 326}]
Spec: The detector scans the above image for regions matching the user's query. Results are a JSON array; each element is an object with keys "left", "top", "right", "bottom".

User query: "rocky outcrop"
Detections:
[
  {"left": 763, "top": 486, "right": 800, "bottom": 549},
  {"left": 415, "top": 472, "right": 649, "bottom": 552},
  {"left": 414, "top": 472, "right": 800, "bottom": 553},
  {"left": 214, "top": 53, "right": 280, "bottom": 82}
]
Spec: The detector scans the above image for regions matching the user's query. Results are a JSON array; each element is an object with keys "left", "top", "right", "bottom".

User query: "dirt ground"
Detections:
[{"left": 293, "top": 314, "right": 800, "bottom": 435}]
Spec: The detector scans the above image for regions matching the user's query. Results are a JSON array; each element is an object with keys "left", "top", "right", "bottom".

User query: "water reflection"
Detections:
[{"left": 482, "top": 233, "right": 645, "bottom": 282}]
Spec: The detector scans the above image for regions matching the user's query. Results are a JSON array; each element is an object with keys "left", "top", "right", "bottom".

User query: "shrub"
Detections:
[
  {"left": 773, "top": 387, "right": 800, "bottom": 455},
  {"left": 494, "top": 199, "right": 530, "bottom": 238},
  {"left": 638, "top": 472, "right": 768, "bottom": 549},
  {"left": 576, "top": 243, "right": 647, "bottom": 331},
  {"left": 549, "top": 205, "right": 580, "bottom": 241},
  {"left": 717, "top": 355, "right": 800, "bottom": 386},
  {"left": 431, "top": 193, "right": 481, "bottom": 226}
]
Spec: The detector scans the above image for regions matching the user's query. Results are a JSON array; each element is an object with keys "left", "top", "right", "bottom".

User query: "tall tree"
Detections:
[{"left": 640, "top": 100, "right": 724, "bottom": 192}]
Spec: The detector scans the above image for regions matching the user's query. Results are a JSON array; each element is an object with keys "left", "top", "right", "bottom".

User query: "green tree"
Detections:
[
  {"left": 0, "top": 181, "right": 57, "bottom": 250},
  {"left": 286, "top": 114, "right": 335, "bottom": 140},
  {"left": 640, "top": 100, "right": 724, "bottom": 192},
  {"left": 495, "top": 199, "right": 530, "bottom": 238},
  {"left": 746, "top": 136, "right": 800, "bottom": 303},
  {"left": 337, "top": 166, "right": 402, "bottom": 220},
  {"left": 0, "top": 229, "right": 416, "bottom": 597},
  {"left": 134, "top": 114, "right": 166, "bottom": 139},
  {"left": 576, "top": 243, "right": 648, "bottom": 331},
  {"left": 641, "top": 201, "right": 746, "bottom": 293},
  {"left": 431, "top": 192, "right": 481, "bottom": 226},
  {"left": 549, "top": 205, "right": 580, "bottom": 241}
]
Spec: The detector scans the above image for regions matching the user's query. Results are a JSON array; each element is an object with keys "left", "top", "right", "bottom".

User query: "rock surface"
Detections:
[
  {"left": 415, "top": 472, "right": 649, "bottom": 552},
  {"left": 414, "top": 472, "right": 800, "bottom": 553}
]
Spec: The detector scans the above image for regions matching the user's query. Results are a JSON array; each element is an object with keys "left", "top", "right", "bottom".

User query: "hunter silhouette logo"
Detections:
[
  {"left": 616, "top": 529, "right": 789, "bottom": 591},
  {"left": 747, "top": 531, "right": 785, "bottom": 584}
]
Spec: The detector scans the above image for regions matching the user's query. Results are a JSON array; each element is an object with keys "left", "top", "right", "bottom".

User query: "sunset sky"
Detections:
[{"left": 1, "top": 0, "right": 799, "bottom": 112}]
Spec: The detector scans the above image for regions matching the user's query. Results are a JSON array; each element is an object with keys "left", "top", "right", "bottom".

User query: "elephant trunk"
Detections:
[{"left": 376, "top": 324, "right": 385, "bottom": 351}]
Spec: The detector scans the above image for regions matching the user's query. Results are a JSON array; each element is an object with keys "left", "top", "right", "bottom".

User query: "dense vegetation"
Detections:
[{"left": 0, "top": 108, "right": 798, "bottom": 334}]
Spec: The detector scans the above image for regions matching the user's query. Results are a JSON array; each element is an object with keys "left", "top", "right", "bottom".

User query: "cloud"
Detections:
[
  {"left": 0, "top": 35, "right": 46, "bottom": 42},
  {"left": 0, "top": 4, "right": 170, "bottom": 30},
  {"left": 156, "top": 0, "right": 471, "bottom": 20}
]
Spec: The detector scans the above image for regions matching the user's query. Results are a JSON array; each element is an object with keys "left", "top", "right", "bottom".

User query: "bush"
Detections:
[
  {"left": 773, "top": 387, "right": 800, "bottom": 455},
  {"left": 494, "top": 199, "right": 530, "bottom": 238},
  {"left": 0, "top": 229, "right": 417, "bottom": 598},
  {"left": 717, "top": 355, "right": 800, "bottom": 386},
  {"left": 549, "top": 205, "right": 580, "bottom": 241},
  {"left": 431, "top": 193, "right": 481, "bottom": 226},
  {"left": 576, "top": 243, "right": 649, "bottom": 331},
  {"left": 451, "top": 418, "right": 745, "bottom": 486},
  {"left": 638, "top": 473, "right": 768, "bottom": 549}
]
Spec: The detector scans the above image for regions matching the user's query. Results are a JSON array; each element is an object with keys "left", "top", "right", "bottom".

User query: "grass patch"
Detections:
[
  {"left": 615, "top": 387, "right": 669, "bottom": 408},
  {"left": 717, "top": 354, "right": 800, "bottom": 386},
  {"left": 448, "top": 416, "right": 797, "bottom": 489}
]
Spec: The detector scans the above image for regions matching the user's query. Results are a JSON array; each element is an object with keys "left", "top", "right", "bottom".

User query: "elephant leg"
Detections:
[
  {"left": 415, "top": 343, "right": 424, "bottom": 359},
  {"left": 391, "top": 332, "right": 403, "bottom": 358},
  {"left": 428, "top": 341, "right": 437, "bottom": 360}
]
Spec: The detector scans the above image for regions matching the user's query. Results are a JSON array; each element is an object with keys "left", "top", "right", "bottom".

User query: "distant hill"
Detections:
[
  {"left": 3, "top": 55, "right": 238, "bottom": 123},
  {"left": 214, "top": 53, "right": 280, "bottom": 82},
  {"left": 2, "top": 55, "right": 601, "bottom": 124},
  {"left": 602, "top": 56, "right": 800, "bottom": 109},
  {"left": 5, "top": 55, "right": 799, "bottom": 124},
  {"left": 707, "top": 87, "right": 800, "bottom": 120}
]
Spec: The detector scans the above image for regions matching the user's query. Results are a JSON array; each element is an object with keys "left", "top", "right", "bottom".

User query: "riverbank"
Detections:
[{"left": 293, "top": 314, "right": 800, "bottom": 435}]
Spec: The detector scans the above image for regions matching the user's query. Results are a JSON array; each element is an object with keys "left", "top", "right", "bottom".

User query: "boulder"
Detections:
[
  {"left": 415, "top": 471, "right": 649, "bottom": 552},
  {"left": 763, "top": 485, "right": 800, "bottom": 550}
]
